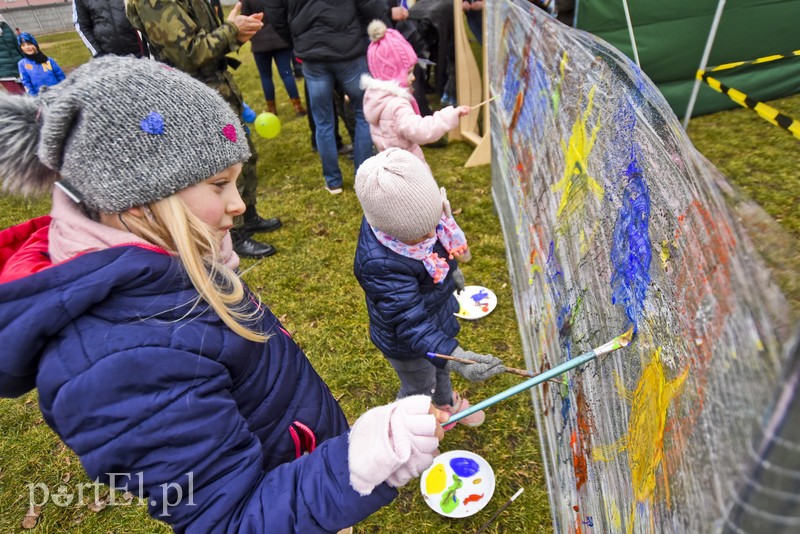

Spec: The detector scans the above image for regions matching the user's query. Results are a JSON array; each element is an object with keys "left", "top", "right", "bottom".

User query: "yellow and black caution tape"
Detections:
[
  {"left": 706, "top": 49, "right": 800, "bottom": 74},
  {"left": 696, "top": 50, "right": 800, "bottom": 140}
]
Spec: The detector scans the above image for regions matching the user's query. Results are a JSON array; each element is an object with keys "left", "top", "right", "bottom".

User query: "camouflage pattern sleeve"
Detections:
[{"left": 126, "top": 0, "right": 240, "bottom": 75}]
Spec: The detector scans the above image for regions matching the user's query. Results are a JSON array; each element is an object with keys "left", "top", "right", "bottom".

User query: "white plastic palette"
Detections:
[
  {"left": 420, "top": 450, "right": 495, "bottom": 518},
  {"left": 454, "top": 285, "right": 497, "bottom": 320}
]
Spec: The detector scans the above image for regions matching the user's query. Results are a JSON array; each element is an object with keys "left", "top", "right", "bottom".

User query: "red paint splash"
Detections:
[{"left": 463, "top": 493, "right": 484, "bottom": 505}]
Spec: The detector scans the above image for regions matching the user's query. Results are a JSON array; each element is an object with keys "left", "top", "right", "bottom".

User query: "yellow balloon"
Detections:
[{"left": 254, "top": 112, "right": 281, "bottom": 139}]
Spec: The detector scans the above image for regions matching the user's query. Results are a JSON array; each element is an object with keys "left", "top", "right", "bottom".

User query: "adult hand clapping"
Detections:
[{"left": 228, "top": 2, "right": 263, "bottom": 43}]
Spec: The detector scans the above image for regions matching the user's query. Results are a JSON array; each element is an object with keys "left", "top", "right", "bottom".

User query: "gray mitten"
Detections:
[
  {"left": 445, "top": 346, "right": 505, "bottom": 382},
  {"left": 451, "top": 266, "right": 465, "bottom": 293}
]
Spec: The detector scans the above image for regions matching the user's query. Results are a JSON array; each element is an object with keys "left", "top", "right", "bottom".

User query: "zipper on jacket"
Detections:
[{"left": 288, "top": 421, "right": 317, "bottom": 459}]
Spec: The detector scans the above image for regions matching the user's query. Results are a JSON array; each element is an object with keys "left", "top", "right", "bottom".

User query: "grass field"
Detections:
[{"left": 0, "top": 27, "right": 797, "bottom": 533}]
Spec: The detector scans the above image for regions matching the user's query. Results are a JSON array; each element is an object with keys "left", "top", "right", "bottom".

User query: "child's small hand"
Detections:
[
  {"left": 451, "top": 247, "right": 472, "bottom": 263},
  {"left": 456, "top": 105, "right": 471, "bottom": 116},
  {"left": 451, "top": 266, "right": 466, "bottom": 293},
  {"left": 430, "top": 404, "right": 448, "bottom": 440},
  {"left": 446, "top": 347, "right": 506, "bottom": 382},
  {"left": 348, "top": 396, "right": 443, "bottom": 495}
]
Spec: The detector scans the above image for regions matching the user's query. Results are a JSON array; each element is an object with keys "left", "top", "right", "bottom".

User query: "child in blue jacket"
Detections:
[
  {"left": 0, "top": 57, "right": 447, "bottom": 533},
  {"left": 353, "top": 148, "right": 506, "bottom": 428},
  {"left": 17, "top": 32, "right": 65, "bottom": 95}
]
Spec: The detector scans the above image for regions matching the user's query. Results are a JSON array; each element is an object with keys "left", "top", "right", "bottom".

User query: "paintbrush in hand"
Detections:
[
  {"left": 445, "top": 327, "right": 636, "bottom": 426},
  {"left": 426, "top": 352, "right": 535, "bottom": 378}
]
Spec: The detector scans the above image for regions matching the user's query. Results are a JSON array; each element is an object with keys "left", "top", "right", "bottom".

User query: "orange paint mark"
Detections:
[
  {"left": 463, "top": 493, "right": 484, "bottom": 505},
  {"left": 571, "top": 429, "right": 588, "bottom": 490},
  {"left": 669, "top": 200, "right": 737, "bottom": 455}
]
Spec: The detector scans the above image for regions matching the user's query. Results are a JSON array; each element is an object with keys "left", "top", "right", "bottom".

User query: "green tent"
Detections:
[{"left": 574, "top": 0, "right": 800, "bottom": 119}]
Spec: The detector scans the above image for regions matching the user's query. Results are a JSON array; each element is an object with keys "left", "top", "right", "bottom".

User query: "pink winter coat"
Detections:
[{"left": 361, "top": 74, "right": 461, "bottom": 163}]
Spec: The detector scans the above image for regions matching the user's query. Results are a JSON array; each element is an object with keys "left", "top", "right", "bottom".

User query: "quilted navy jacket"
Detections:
[
  {"left": 0, "top": 217, "right": 395, "bottom": 532},
  {"left": 353, "top": 217, "right": 460, "bottom": 363}
]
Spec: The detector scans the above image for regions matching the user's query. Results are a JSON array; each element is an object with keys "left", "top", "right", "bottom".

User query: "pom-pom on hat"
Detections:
[
  {"left": 355, "top": 148, "right": 443, "bottom": 243},
  {"left": 0, "top": 56, "right": 250, "bottom": 214},
  {"left": 367, "top": 19, "right": 418, "bottom": 87}
]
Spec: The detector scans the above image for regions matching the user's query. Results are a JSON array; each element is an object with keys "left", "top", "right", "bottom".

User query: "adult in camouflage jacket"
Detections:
[{"left": 126, "top": 0, "right": 283, "bottom": 258}]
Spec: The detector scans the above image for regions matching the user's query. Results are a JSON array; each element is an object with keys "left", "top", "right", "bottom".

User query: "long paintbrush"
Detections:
[
  {"left": 445, "top": 327, "right": 635, "bottom": 425},
  {"left": 426, "top": 352, "right": 535, "bottom": 378}
]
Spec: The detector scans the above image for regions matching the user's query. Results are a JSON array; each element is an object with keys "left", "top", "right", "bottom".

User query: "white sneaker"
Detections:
[{"left": 325, "top": 186, "right": 343, "bottom": 195}]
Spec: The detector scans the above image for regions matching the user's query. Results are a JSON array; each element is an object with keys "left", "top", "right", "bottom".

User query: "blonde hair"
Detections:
[{"left": 118, "top": 196, "right": 266, "bottom": 342}]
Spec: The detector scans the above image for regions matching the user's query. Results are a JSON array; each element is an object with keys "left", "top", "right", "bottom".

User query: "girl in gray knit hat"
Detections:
[
  {"left": 354, "top": 147, "right": 506, "bottom": 429},
  {"left": 0, "top": 56, "right": 452, "bottom": 531}
]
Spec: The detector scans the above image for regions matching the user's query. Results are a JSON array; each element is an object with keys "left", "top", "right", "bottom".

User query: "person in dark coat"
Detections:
[
  {"left": 0, "top": 56, "right": 447, "bottom": 533},
  {"left": 353, "top": 148, "right": 506, "bottom": 429},
  {"left": 72, "top": 0, "right": 147, "bottom": 57},
  {"left": 264, "top": 0, "right": 390, "bottom": 194},
  {"left": 241, "top": 0, "right": 306, "bottom": 116},
  {"left": 0, "top": 18, "right": 24, "bottom": 94}
]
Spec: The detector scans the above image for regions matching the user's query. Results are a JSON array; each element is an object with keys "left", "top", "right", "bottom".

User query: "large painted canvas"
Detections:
[{"left": 486, "top": 1, "right": 796, "bottom": 531}]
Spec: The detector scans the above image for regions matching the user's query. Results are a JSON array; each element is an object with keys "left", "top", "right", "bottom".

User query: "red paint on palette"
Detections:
[{"left": 463, "top": 493, "right": 484, "bottom": 505}]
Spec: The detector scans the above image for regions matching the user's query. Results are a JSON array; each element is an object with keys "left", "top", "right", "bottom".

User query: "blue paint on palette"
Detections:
[
  {"left": 470, "top": 289, "right": 489, "bottom": 303},
  {"left": 450, "top": 457, "right": 480, "bottom": 477},
  {"left": 610, "top": 152, "right": 651, "bottom": 330}
]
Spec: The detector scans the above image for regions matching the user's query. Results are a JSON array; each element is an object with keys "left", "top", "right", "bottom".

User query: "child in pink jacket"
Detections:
[{"left": 361, "top": 20, "right": 470, "bottom": 164}]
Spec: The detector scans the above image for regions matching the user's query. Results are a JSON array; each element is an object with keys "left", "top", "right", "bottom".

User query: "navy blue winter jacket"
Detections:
[
  {"left": 353, "top": 217, "right": 460, "bottom": 363},
  {"left": 0, "top": 219, "right": 395, "bottom": 532}
]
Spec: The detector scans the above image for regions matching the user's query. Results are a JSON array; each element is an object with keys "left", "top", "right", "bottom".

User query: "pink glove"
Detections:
[{"left": 348, "top": 395, "right": 440, "bottom": 496}]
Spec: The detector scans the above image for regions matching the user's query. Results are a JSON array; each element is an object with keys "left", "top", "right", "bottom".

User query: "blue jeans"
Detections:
[
  {"left": 253, "top": 48, "right": 299, "bottom": 101},
  {"left": 302, "top": 57, "right": 373, "bottom": 189}
]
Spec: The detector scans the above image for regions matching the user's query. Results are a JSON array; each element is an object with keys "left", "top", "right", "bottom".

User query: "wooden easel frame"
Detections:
[{"left": 449, "top": 0, "right": 491, "bottom": 167}]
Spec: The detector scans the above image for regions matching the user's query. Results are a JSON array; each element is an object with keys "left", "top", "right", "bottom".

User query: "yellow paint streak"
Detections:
[
  {"left": 628, "top": 348, "right": 689, "bottom": 502},
  {"left": 609, "top": 500, "right": 621, "bottom": 530},
  {"left": 595, "top": 348, "right": 690, "bottom": 530},
  {"left": 554, "top": 86, "right": 604, "bottom": 220},
  {"left": 659, "top": 240, "right": 671, "bottom": 269}
]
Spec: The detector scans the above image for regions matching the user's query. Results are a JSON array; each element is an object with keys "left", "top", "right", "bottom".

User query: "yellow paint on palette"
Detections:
[
  {"left": 594, "top": 348, "right": 689, "bottom": 530},
  {"left": 553, "top": 85, "right": 604, "bottom": 221},
  {"left": 425, "top": 463, "right": 446, "bottom": 495}
]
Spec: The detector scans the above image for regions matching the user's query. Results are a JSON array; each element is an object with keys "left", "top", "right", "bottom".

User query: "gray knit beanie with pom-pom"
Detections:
[
  {"left": 355, "top": 148, "right": 444, "bottom": 243},
  {"left": 0, "top": 56, "right": 250, "bottom": 214}
]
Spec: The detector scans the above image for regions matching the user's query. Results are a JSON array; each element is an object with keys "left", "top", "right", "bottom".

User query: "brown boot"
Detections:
[
  {"left": 290, "top": 97, "right": 307, "bottom": 117},
  {"left": 265, "top": 100, "right": 277, "bottom": 115}
]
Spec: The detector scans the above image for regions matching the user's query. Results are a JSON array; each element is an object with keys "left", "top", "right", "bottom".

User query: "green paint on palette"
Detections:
[{"left": 440, "top": 474, "right": 463, "bottom": 513}]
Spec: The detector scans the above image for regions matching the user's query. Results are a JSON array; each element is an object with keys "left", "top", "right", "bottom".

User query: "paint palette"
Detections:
[
  {"left": 454, "top": 286, "right": 497, "bottom": 320},
  {"left": 420, "top": 450, "right": 495, "bottom": 518}
]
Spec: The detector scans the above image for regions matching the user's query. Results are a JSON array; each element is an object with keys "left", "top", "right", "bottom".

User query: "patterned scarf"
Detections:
[{"left": 372, "top": 215, "right": 468, "bottom": 283}]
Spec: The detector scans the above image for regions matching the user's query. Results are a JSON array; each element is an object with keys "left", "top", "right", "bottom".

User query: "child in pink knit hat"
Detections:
[{"left": 361, "top": 20, "right": 470, "bottom": 164}]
